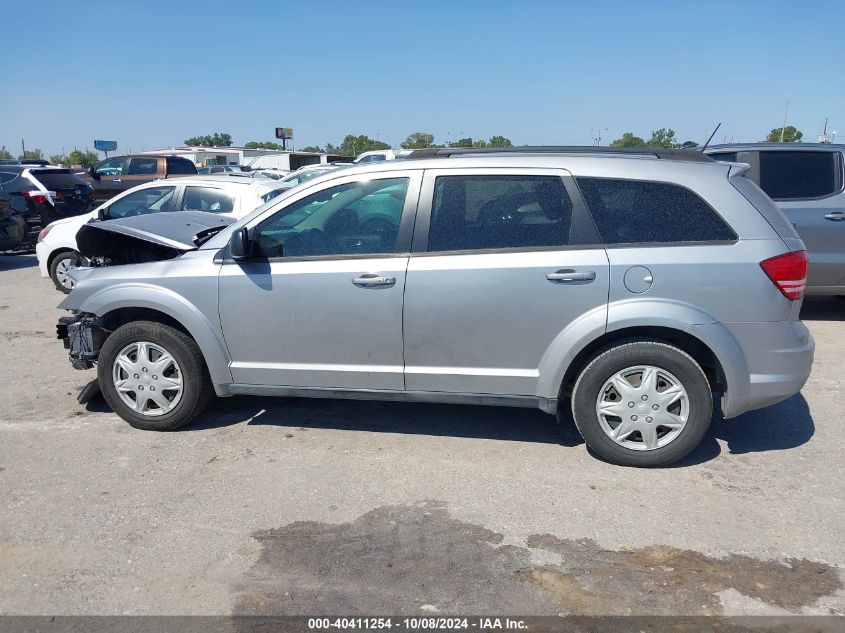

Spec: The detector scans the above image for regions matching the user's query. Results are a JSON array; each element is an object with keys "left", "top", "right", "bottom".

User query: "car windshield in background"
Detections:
[{"left": 282, "top": 169, "right": 331, "bottom": 185}]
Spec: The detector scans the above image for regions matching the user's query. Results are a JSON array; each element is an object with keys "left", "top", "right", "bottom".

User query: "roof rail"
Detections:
[{"left": 402, "top": 146, "right": 713, "bottom": 163}]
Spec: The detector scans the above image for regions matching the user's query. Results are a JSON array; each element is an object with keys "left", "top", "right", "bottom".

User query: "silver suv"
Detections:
[
  {"left": 56, "top": 147, "right": 815, "bottom": 467},
  {"left": 705, "top": 143, "right": 845, "bottom": 295}
]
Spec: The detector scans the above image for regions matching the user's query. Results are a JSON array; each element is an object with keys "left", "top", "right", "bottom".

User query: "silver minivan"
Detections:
[{"left": 57, "top": 147, "right": 815, "bottom": 467}]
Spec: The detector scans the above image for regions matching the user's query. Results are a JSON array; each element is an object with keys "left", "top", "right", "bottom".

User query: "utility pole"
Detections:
[
  {"left": 780, "top": 100, "right": 789, "bottom": 142},
  {"left": 21, "top": 139, "right": 25, "bottom": 157},
  {"left": 591, "top": 128, "right": 607, "bottom": 146}
]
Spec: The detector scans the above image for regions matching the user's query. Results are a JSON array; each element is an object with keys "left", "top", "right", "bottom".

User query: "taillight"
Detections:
[
  {"left": 760, "top": 250, "right": 809, "bottom": 300},
  {"left": 21, "top": 191, "right": 54, "bottom": 205}
]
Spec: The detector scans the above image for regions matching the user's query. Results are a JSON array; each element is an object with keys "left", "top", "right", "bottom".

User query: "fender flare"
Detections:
[
  {"left": 74, "top": 283, "right": 234, "bottom": 389},
  {"left": 538, "top": 299, "right": 749, "bottom": 418}
]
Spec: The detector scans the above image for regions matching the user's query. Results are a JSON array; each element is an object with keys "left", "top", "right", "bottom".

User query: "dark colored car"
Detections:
[
  {"left": 0, "top": 167, "right": 95, "bottom": 251},
  {"left": 86, "top": 155, "right": 197, "bottom": 202}
]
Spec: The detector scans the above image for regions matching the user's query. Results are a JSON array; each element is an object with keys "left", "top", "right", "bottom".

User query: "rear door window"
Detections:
[
  {"left": 180, "top": 187, "right": 235, "bottom": 213},
  {"left": 166, "top": 157, "right": 196, "bottom": 174},
  {"left": 107, "top": 186, "right": 176, "bottom": 218},
  {"left": 128, "top": 157, "right": 159, "bottom": 176},
  {"left": 427, "top": 175, "right": 574, "bottom": 251},
  {"left": 758, "top": 151, "right": 842, "bottom": 200},
  {"left": 576, "top": 177, "right": 737, "bottom": 244}
]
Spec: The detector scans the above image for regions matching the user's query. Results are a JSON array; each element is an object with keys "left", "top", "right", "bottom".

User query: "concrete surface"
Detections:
[{"left": 0, "top": 253, "right": 843, "bottom": 616}]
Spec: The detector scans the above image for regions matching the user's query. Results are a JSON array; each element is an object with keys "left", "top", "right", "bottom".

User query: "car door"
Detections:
[
  {"left": 402, "top": 168, "right": 609, "bottom": 396},
  {"left": 217, "top": 169, "right": 422, "bottom": 389},
  {"left": 91, "top": 157, "right": 130, "bottom": 201},
  {"left": 756, "top": 150, "right": 845, "bottom": 289}
]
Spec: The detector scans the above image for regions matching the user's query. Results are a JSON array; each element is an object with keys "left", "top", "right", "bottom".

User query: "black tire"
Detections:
[
  {"left": 97, "top": 321, "right": 214, "bottom": 431},
  {"left": 49, "top": 250, "right": 86, "bottom": 294},
  {"left": 569, "top": 340, "right": 712, "bottom": 467}
]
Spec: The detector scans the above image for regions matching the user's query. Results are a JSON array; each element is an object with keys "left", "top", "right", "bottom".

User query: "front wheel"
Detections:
[
  {"left": 97, "top": 321, "right": 214, "bottom": 431},
  {"left": 49, "top": 250, "right": 86, "bottom": 293},
  {"left": 570, "top": 341, "right": 713, "bottom": 467}
]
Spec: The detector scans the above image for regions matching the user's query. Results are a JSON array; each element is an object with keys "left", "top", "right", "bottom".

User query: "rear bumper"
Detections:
[{"left": 721, "top": 321, "right": 814, "bottom": 418}]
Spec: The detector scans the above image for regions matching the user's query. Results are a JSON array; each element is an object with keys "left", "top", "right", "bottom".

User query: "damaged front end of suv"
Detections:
[{"left": 55, "top": 211, "right": 233, "bottom": 377}]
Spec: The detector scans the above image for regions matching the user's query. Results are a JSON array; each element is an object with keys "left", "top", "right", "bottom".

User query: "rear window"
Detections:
[
  {"left": 30, "top": 169, "right": 87, "bottom": 189},
  {"left": 576, "top": 177, "right": 737, "bottom": 244},
  {"left": 707, "top": 152, "right": 738, "bottom": 163},
  {"left": 167, "top": 157, "right": 197, "bottom": 175},
  {"left": 759, "top": 151, "right": 843, "bottom": 200},
  {"left": 128, "top": 157, "right": 159, "bottom": 175}
]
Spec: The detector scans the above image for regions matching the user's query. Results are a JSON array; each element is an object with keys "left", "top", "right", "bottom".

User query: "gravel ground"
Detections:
[{"left": 0, "top": 253, "right": 843, "bottom": 616}]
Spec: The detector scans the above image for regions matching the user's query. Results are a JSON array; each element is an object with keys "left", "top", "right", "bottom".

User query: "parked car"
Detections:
[
  {"left": 55, "top": 146, "right": 814, "bottom": 467},
  {"left": 0, "top": 166, "right": 95, "bottom": 251},
  {"left": 273, "top": 164, "right": 349, "bottom": 189},
  {"left": 36, "top": 175, "right": 287, "bottom": 292},
  {"left": 353, "top": 149, "right": 412, "bottom": 164},
  {"left": 85, "top": 154, "right": 197, "bottom": 201},
  {"left": 197, "top": 164, "right": 244, "bottom": 174},
  {"left": 705, "top": 143, "right": 845, "bottom": 296},
  {"left": 0, "top": 158, "right": 51, "bottom": 167}
]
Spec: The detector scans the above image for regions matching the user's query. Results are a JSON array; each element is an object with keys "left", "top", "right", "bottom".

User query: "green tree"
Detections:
[
  {"left": 610, "top": 132, "right": 647, "bottom": 148},
  {"left": 18, "top": 149, "right": 44, "bottom": 161},
  {"left": 401, "top": 132, "right": 436, "bottom": 149},
  {"left": 647, "top": 128, "right": 679, "bottom": 148},
  {"left": 0, "top": 146, "right": 12, "bottom": 160},
  {"left": 766, "top": 126, "right": 803, "bottom": 143},
  {"left": 335, "top": 134, "right": 391, "bottom": 156},
  {"left": 184, "top": 132, "right": 233, "bottom": 147},
  {"left": 244, "top": 141, "right": 285, "bottom": 150},
  {"left": 67, "top": 150, "right": 99, "bottom": 168},
  {"left": 448, "top": 137, "right": 475, "bottom": 148},
  {"left": 488, "top": 135, "right": 512, "bottom": 148},
  {"left": 49, "top": 153, "right": 67, "bottom": 166},
  {"left": 299, "top": 145, "right": 325, "bottom": 153}
]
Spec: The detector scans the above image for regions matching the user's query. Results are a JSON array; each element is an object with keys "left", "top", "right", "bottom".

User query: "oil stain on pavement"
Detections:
[{"left": 234, "top": 501, "right": 841, "bottom": 615}]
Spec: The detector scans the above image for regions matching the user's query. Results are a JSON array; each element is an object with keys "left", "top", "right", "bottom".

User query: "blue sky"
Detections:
[{"left": 2, "top": 0, "right": 843, "bottom": 156}]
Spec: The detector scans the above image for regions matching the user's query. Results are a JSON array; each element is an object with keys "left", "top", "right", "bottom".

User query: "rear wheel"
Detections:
[
  {"left": 569, "top": 340, "right": 712, "bottom": 467},
  {"left": 49, "top": 250, "right": 86, "bottom": 293},
  {"left": 97, "top": 321, "right": 214, "bottom": 431}
]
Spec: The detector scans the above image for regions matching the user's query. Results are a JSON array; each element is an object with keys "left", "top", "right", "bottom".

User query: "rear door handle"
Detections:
[
  {"left": 352, "top": 273, "right": 396, "bottom": 287},
  {"left": 546, "top": 269, "right": 597, "bottom": 283},
  {"left": 111, "top": 179, "right": 122, "bottom": 184},
  {"left": 824, "top": 212, "right": 845, "bottom": 221}
]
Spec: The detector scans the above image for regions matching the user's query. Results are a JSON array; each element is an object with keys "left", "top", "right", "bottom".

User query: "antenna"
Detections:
[{"left": 701, "top": 122, "right": 722, "bottom": 152}]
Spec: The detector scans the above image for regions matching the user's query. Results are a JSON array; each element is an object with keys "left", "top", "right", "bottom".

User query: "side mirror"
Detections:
[
  {"left": 89, "top": 166, "right": 100, "bottom": 180},
  {"left": 229, "top": 227, "right": 252, "bottom": 260},
  {"left": 97, "top": 207, "right": 109, "bottom": 221}
]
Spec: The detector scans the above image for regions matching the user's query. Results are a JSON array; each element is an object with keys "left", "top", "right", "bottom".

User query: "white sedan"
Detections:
[{"left": 36, "top": 175, "right": 286, "bottom": 293}]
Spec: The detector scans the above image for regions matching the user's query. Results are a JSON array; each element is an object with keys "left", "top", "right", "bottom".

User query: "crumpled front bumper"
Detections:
[{"left": 56, "top": 313, "right": 105, "bottom": 370}]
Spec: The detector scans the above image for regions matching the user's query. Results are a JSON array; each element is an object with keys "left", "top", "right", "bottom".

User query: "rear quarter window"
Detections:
[{"left": 576, "top": 177, "right": 737, "bottom": 244}]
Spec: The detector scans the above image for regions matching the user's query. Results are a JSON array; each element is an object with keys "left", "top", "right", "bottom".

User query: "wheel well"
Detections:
[
  {"left": 99, "top": 307, "right": 191, "bottom": 338},
  {"left": 559, "top": 327, "right": 726, "bottom": 399},
  {"left": 46, "top": 247, "right": 77, "bottom": 271}
]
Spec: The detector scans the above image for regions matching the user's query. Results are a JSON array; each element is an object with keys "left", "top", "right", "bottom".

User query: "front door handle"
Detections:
[
  {"left": 352, "top": 273, "right": 396, "bottom": 287},
  {"left": 112, "top": 179, "right": 122, "bottom": 184},
  {"left": 824, "top": 212, "right": 845, "bottom": 221},
  {"left": 547, "top": 269, "right": 597, "bottom": 283}
]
